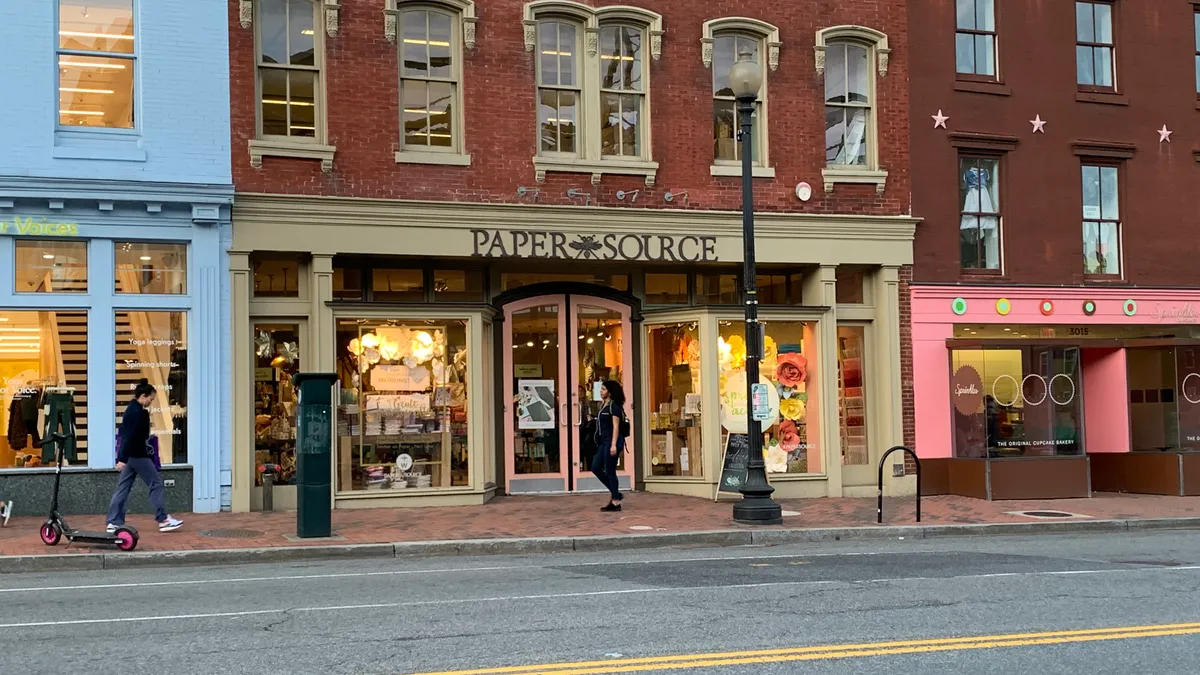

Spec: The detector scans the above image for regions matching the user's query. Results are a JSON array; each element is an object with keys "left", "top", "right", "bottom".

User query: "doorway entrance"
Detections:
[{"left": 503, "top": 294, "right": 634, "bottom": 494}]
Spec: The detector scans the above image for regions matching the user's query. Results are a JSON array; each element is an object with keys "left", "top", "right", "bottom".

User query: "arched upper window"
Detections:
[
  {"left": 815, "top": 25, "right": 890, "bottom": 194},
  {"left": 523, "top": 1, "right": 663, "bottom": 186},
  {"left": 701, "top": 17, "right": 781, "bottom": 178}
]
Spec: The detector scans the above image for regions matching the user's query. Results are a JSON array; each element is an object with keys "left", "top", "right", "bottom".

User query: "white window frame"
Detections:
[
  {"left": 248, "top": 0, "right": 336, "bottom": 172},
  {"left": 815, "top": 25, "right": 890, "bottom": 194},
  {"left": 523, "top": 1, "right": 663, "bottom": 187},
  {"left": 702, "top": 17, "right": 780, "bottom": 179},
  {"left": 388, "top": 0, "right": 476, "bottom": 166},
  {"left": 1080, "top": 162, "right": 1124, "bottom": 279},
  {"left": 55, "top": 0, "right": 139, "bottom": 134}
]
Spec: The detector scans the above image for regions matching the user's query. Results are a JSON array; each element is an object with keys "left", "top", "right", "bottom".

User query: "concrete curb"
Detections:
[{"left": 5, "top": 517, "right": 1200, "bottom": 573}]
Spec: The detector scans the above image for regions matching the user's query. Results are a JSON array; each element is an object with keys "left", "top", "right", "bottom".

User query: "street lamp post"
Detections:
[{"left": 729, "top": 49, "right": 783, "bottom": 525}]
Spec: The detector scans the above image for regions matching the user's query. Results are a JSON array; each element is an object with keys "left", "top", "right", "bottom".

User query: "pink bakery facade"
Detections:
[{"left": 911, "top": 285, "right": 1200, "bottom": 500}]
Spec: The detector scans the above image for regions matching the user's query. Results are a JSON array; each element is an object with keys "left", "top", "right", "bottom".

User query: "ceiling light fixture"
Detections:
[
  {"left": 60, "top": 110, "right": 104, "bottom": 116},
  {"left": 59, "top": 87, "right": 114, "bottom": 94},
  {"left": 42, "top": 253, "right": 55, "bottom": 260},
  {"left": 59, "top": 60, "right": 126, "bottom": 69},
  {"left": 139, "top": 255, "right": 152, "bottom": 261},
  {"left": 58, "top": 30, "right": 134, "bottom": 40}
]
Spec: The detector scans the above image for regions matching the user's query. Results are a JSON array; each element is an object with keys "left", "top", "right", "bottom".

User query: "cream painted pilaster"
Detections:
[
  {"left": 310, "top": 255, "right": 335, "bottom": 371},
  {"left": 701, "top": 313, "right": 722, "bottom": 488},
  {"left": 804, "top": 266, "right": 842, "bottom": 496},
  {"left": 230, "top": 252, "right": 253, "bottom": 513},
  {"left": 874, "top": 265, "right": 913, "bottom": 495},
  {"left": 469, "top": 316, "right": 485, "bottom": 490}
]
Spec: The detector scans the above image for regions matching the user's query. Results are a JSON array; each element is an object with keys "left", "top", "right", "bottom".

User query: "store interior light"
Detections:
[
  {"left": 58, "top": 30, "right": 134, "bottom": 40},
  {"left": 60, "top": 87, "right": 114, "bottom": 94},
  {"left": 542, "top": 339, "right": 550, "bottom": 345},
  {"left": 526, "top": 341, "right": 534, "bottom": 347},
  {"left": 60, "top": 110, "right": 104, "bottom": 116},
  {"left": 586, "top": 337, "right": 594, "bottom": 344},
  {"left": 42, "top": 253, "right": 55, "bottom": 260},
  {"left": 139, "top": 255, "right": 152, "bottom": 261},
  {"left": 59, "top": 60, "right": 126, "bottom": 69}
]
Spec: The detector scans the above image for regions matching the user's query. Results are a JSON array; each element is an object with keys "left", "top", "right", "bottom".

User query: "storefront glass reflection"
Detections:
[
  {"left": 115, "top": 311, "right": 187, "bottom": 465},
  {"left": 335, "top": 319, "right": 470, "bottom": 491},
  {"left": 718, "top": 320, "right": 820, "bottom": 475},
  {"left": 253, "top": 324, "right": 301, "bottom": 485},
  {"left": 647, "top": 322, "right": 703, "bottom": 477},
  {"left": 950, "top": 347, "right": 1083, "bottom": 458}
]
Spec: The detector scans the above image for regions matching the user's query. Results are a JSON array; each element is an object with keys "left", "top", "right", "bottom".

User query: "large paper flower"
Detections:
[
  {"left": 780, "top": 397, "right": 805, "bottom": 421},
  {"left": 766, "top": 443, "right": 788, "bottom": 473},
  {"left": 778, "top": 420, "right": 801, "bottom": 454},
  {"left": 726, "top": 335, "right": 746, "bottom": 369},
  {"left": 717, "top": 337, "right": 733, "bottom": 368},
  {"left": 775, "top": 353, "right": 808, "bottom": 388},
  {"left": 762, "top": 336, "right": 778, "bottom": 367}
]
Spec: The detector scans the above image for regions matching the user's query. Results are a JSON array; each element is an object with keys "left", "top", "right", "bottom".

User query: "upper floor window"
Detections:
[
  {"left": 1076, "top": 1, "right": 1115, "bottom": 91},
  {"left": 955, "top": 0, "right": 996, "bottom": 79},
  {"left": 57, "top": 0, "right": 136, "bottom": 129},
  {"left": 257, "top": 0, "right": 322, "bottom": 141},
  {"left": 959, "top": 157, "right": 1002, "bottom": 272},
  {"left": 704, "top": 18, "right": 779, "bottom": 178},
  {"left": 816, "top": 26, "right": 890, "bottom": 194},
  {"left": 1082, "top": 164, "right": 1121, "bottom": 277},
  {"left": 525, "top": 2, "right": 663, "bottom": 186},
  {"left": 1194, "top": 10, "right": 1200, "bottom": 96},
  {"left": 391, "top": 0, "right": 476, "bottom": 165}
]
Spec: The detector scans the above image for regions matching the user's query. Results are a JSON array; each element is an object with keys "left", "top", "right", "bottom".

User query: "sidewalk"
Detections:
[{"left": 3, "top": 492, "right": 1200, "bottom": 572}]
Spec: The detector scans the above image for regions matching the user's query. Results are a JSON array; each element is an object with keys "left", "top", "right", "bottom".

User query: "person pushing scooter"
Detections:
[{"left": 106, "top": 379, "right": 183, "bottom": 533}]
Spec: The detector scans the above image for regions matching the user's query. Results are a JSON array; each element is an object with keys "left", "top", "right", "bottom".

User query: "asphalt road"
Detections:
[{"left": 3, "top": 531, "right": 1200, "bottom": 675}]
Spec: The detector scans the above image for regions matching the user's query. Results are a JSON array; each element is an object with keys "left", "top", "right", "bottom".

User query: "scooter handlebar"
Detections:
[{"left": 39, "top": 433, "right": 71, "bottom": 446}]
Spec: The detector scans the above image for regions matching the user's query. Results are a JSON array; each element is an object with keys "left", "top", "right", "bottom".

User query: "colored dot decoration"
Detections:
[
  {"left": 1083, "top": 300, "right": 1097, "bottom": 316},
  {"left": 1040, "top": 300, "right": 1054, "bottom": 316},
  {"left": 952, "top": 297, "right": 968, "bottom": 315},
  {"left": 996, "top": 298, "right": 1012, "bottom": 316},
  {"left": 1123, "top": 299, "right": 1138, "bottom": 317}
]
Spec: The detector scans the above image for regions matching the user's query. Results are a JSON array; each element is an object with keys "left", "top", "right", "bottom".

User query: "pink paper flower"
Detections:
[{"left": 775, "top": 353, "right": 808, "bottom": 388}]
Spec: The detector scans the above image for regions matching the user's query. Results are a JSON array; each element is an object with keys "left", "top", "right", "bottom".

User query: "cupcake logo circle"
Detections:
[
  {"left": 951, "top": 297, "right": 968, "bottom": 315},
  {"left": 1083, "top": 300, "right": 1097, "bottom": 316},
  {"left": 1040, "top": 300, "right": 1054, "bottom": 316},
  {"left": 996, "top": 298, "right": 1012, "bottom": 316},
  {"left": 1123, "top": 299, "right": 1138, "bottom": 317}
]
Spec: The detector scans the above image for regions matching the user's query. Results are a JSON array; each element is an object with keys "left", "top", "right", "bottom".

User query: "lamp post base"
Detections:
[{"left": 732, "top": 495, "right": 784, "bottom": 525}]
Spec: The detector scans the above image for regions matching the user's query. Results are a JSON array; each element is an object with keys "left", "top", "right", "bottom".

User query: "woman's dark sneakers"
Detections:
[{"left": 601, "top": 503, "right": 622, "bottom": 512}]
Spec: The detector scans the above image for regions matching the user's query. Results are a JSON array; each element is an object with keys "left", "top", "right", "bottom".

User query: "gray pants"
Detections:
[{"left": 106, "top": 458, "right": 167, "bottom": 525}]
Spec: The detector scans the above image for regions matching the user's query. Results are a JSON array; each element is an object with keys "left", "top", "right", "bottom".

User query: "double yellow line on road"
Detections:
[{"left": 407, "top": 622, "right": 1200, "bottom": 675}]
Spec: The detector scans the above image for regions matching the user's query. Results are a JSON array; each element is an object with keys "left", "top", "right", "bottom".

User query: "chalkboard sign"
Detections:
[{"left": 716, "top": 433, "right": 751, "bottom": 499}]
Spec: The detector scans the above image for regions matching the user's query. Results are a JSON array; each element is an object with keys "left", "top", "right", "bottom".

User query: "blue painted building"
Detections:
[{"left": 0, "top": 1, "right": 232, "bottom": 514}]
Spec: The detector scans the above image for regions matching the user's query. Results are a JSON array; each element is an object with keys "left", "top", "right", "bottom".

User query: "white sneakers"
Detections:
[
  {"left": 158, "top": 517, "right": 184, "bottom": 532},
  {"left": 0, "top": 500, "right": 12, "bottom": 527}
]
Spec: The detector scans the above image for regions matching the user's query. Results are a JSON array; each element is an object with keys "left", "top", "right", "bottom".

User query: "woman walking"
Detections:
[
  {"left": 106, "top": 379, "right": 183, "bottom": 533},
  {"left": 591, "top": 379, "right": 628, "bottom": 512}
]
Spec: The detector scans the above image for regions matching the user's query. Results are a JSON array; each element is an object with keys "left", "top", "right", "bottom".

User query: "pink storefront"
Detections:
[{"left": 911, "top": 285, "right": 1200, "bottom": 500}]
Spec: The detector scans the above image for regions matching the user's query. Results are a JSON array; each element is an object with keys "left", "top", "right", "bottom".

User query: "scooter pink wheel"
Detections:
[
  {"left": 40, "top": 522, "right": 61, "bottom": 546},
  {"left": 115, "top": 530, "right": 138, "bottom": 551}
]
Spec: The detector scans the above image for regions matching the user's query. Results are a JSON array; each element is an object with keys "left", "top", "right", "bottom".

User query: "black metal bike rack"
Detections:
[{"left": 877, "top": 446, "right": 921, "bottom": 524}]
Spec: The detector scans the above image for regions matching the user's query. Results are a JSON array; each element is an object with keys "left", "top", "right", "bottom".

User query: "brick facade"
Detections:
[{"left": 229, "top": 0, "right": 909, "bottom": 216}]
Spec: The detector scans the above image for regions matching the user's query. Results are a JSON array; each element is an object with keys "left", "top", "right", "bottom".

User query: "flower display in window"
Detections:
[
  {"left": 779, "top": 397, "right": 805, "bottom": 422},
  {"left": 777, "top": 420, "right": 801, "bottom": 453},
  {"left": 775, "top": 353, "right": 807, "bottom": 388}
]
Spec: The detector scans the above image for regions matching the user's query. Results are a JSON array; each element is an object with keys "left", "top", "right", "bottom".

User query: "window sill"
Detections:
[
  {"left": 1083, "top": 275, "right": 1127, "bottom": 284},
  {"left": 710, "top": 164, "right": 776, "bottom": 178},
  {"left": 960, "top": 270, "right": 1005, "bottom": 280},
  {"left": 821, "top": 167, "right": 888, "bottom": 194},
  {"left": 53, "top": 129, "right": 147, "bottom": 162},
  {"left": 1076, "top": 91, "right": 1128, "bottom": 106},
  {"left": 532, "top": 156, "right": 660, "bottom": 187},
  {"left": 954, "top": 80, "right": 1011, "bottom": 96},
  {"left": 395, "top": 151, "right": 472, "bottom": 167},
  {"left": 249, "top": 139, "right": 337, "bottom": 173}
]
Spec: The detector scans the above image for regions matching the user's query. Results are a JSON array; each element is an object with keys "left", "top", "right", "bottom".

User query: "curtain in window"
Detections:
[
  {"left": 960, "top": 163, "right": 999, "bottom": 268},
  {"left": 832, "top": 109, "right": 867, "bottom": 165}
]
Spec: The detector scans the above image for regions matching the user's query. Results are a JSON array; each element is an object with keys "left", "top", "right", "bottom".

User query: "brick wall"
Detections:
[{"left": 229, "top": 0, "right": 909, "bottom": 216}]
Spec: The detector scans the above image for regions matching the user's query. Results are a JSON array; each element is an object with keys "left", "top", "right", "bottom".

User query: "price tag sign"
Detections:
[{"left": 751, "top": 383, "right": 771, "bottom": 422}]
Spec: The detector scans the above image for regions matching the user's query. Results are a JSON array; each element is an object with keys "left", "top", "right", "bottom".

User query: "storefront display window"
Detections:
[
  {"left": 115, "top": 242, "right": 187, "bottom": 294},
  {"left": 647, "top": 322, "right": 703, "bottom": 477},
  {"left": 335, "top": 318, "right": 470, "bottom": 491},
  {"left": 645, "top": 274, "right": 688, "bottom": 305},
  {"left": 950, "top": 347, "right": 1083, "bottom": 458},
  {"left": 718, "top": 319, "right": 821, "bottom": 474},
  {"left": 0, "top": 310, "right": 89, "bottom": 468},
  {"left": 253, "top": 324, "right": 301, "bottom": 485},
  {"left": 838, "top": 325, "right": 869, "bottom": 465},
  {"left": 510, "top": 303, "right": 561, "bottom": 476},
  {"left": 253, "top": 256, "right": 301, "bottom": 297},
  {"left": 115, "top": 311, "right": 187, "bottom": 465},
  {"left": 372, "top": 269, "right": 424, "bottom": 301},
  {"left": 433, "top": 269, "right": 485, "bottom": 302},
  {"left": 14, "top": 240, "right": 88, "bottom": 293}
]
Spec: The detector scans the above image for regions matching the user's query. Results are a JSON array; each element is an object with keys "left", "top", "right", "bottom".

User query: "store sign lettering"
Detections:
[
  {"left": 0, "top": 217, "right": 79, "bottom": 237},
  {"left": 470, "top": 229, "right": 718, "bottom": 262},
  {"left": 1151, "top": 303, "right": 1198, "bottom": 324}
]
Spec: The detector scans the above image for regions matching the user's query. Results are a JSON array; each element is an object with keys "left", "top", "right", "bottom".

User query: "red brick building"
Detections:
[
  {"left": 908, "top": 0, "right": 1200, "bottom": 499},
  {"left": 226, "top": 0, "right": 917, "bottom": 512}
]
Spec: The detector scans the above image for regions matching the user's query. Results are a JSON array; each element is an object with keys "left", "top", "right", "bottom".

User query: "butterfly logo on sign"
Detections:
[{"left": 568, "top": 235, "right": 603, "bottom": 260}]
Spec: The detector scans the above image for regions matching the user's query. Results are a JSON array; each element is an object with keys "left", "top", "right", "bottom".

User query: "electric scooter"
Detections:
[{"left": 38, "top": 432, "right": 139, "bottom": 551}]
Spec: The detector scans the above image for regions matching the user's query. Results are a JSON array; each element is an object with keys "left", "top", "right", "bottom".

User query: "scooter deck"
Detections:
[{"left": 68, "top": 529, "right": 135, "bottom": 543}]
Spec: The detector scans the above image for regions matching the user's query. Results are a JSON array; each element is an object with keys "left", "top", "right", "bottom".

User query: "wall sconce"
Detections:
[
  {"left": 616, "top": 189, "right": 639, "bottom": 203},
  {"left": 664, "top": 190, "right": 689, "bottom": 205},
  {"left": 566, "top": 188, "right": 592, "bottom": 206},
  {"left": 516, "top": 186, "right": 540, "bottom": 201}
]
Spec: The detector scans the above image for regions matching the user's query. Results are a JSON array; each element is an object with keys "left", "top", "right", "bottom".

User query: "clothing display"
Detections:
[{"left": 6, "top": 385, "right": 42, "bottom": 452}]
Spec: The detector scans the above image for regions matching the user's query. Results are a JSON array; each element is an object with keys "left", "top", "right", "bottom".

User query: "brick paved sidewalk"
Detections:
[{"left": 2, "top": 491, "right": 1199, "bottom": 557}]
